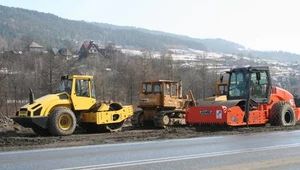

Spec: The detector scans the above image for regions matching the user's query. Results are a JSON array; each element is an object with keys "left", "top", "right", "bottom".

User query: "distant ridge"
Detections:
[{"left": 0, "top": 5, "right": 300, "bottom": 62}]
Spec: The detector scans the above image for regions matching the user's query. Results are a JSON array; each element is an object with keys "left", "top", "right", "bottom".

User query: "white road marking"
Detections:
[{"left": 54, "top": 143, "right": 300, "bottom": 170}]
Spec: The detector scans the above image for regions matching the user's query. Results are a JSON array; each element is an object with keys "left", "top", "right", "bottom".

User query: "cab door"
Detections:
[
  {"left": 250, "top": 70, "right": 271, "bottom": 104},
  {"left": 71, "top": 78, "right": 96, "bottom": 110},
  {"left": 163, "top": 82, "right": 178, "bottom": 108}
]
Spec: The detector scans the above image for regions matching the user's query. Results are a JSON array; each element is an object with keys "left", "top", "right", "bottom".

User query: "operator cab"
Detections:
[
  {"left": 59, "top": 75, "right": 96, "bottom": 98},
  {"left": 140, "top": 80, "right": 179, "bottom": 108},
  {"left": 142, "top": 80, "right": 179, "bottom": 97},
  {"left": 59, "top": 75, "right": 96, "bottom": 110},
  {"left": 227, "top": 66, "right": 272, "bottom": 104}
]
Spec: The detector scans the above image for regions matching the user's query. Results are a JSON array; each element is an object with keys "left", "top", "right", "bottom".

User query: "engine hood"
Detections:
[{"left": 19, "top": 92, "right": 71, "bottom": 116}]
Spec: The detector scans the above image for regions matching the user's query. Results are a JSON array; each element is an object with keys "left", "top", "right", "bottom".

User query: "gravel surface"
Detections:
[{"left": 1, "top": 122, "right": 300, "bottom": 152}]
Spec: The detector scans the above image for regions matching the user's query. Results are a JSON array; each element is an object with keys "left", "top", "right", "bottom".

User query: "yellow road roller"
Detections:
[{"left": 12, "top": 75, "right": 133, "bottom": 136}]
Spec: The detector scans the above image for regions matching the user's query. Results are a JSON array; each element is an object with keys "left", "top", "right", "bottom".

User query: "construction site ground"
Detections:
[{"left": 2, "top": 121, "right": 300, "bottom": 152}]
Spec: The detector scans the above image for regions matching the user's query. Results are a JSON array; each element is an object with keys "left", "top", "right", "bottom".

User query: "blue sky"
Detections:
[{"left": 1, "top": 0, "right": 300, "bottom": 54}]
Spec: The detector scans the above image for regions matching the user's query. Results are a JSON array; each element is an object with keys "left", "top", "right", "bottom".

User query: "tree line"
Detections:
[{"left": 0, "top": 46, "right": 221, "bottom": 117}]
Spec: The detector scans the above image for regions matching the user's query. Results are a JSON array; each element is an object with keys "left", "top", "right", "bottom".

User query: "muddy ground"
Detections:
[{"left": 1, "top": 121, "right": 300, "bottom": 152}]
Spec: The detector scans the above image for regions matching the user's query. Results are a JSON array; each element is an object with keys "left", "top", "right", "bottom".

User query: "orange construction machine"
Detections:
[{"left": 186, "top": 66, "right": 300, "bottom": 126}]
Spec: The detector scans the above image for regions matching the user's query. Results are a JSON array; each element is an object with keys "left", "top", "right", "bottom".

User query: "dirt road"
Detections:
[{"left": 1, "top": 122, "right": 300, "bottom": 152}]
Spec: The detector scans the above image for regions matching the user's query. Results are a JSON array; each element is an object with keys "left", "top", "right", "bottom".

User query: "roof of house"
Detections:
[
  {"left": 28, "top": 42, "right": 43, "bottom": 48},
  {"left": 81, "top": 40, "right": 100, "bottom": 52},
  {"left": 51, "top": 48, "right": 59, "bottom": 55},
  {"left": 51, "top": 47, "right": 72, "bottom": 56},
  {"left": 58, "top": 48, "right": 72, "bottom": 56}
]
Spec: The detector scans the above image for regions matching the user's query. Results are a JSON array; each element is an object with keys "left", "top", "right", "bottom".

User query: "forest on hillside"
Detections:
[
  {"left": 1, "top": 5, "right": 300, "bottom": 62},
  {"left": 0, "top": 5, "right": 206, "bottom": 52}
]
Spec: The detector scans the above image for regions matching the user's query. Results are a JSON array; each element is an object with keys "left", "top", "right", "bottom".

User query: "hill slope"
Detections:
[{"left": 0, "top": 5, "right": 299, "bottom": 62}]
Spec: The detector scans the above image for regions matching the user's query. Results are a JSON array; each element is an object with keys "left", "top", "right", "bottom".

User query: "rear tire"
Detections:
[
  {"left": 270, "top": 101, "right": 296, "bottom": 126},
  {"left": 48, "top": 107, "right": 76, "bottom": 136}
]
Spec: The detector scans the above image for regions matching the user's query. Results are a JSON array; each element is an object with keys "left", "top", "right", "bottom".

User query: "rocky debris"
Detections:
[
  {"left": 0, "top": 114, "right": 33, "bottom": 137},
  {"left": 0, "top": 114, "right": 13, "bottom": 124}
]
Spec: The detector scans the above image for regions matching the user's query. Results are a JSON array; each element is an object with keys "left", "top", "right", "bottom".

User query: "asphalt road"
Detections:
[{"left": 2, "top": 130, "right": 300, "bottom": 170}]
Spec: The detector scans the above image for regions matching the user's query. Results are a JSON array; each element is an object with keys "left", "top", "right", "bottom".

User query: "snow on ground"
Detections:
[
  {"left": 119, "top": 48, "right": 300, "bottom": 78},
  {"left": 120, "top": 49, "right": 143, "bottom": 56}
]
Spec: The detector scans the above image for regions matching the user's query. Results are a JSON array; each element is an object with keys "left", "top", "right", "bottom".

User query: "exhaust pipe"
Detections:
[
  {"left": 29, "top": 88, "right": 35, "bottom": 104},
  {"left": 244, "top": 79, "right": 252, "bottom": 126},
  {"left": 179, "top": 80, "right": 183, "bottom": 98},
  {"left": 244, "top": 90, "right": 250, "bottom": 126}
]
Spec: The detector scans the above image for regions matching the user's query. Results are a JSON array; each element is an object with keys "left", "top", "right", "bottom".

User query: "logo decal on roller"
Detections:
[
  {"left": 216, "top": 110, "right": 222, "bottom": 119},
  {"left": 200, "top": 110, "right": 212, "bottom": 115}
]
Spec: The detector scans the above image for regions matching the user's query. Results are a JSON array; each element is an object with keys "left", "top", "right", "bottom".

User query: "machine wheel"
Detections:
[
  {"left": 109, "top": 103, "right": 123, "bottom": 111},
  {"left": 106, "top": 120, "right": 125, "bottom": 132},
  {"left": 31, "top": 125, "right": 50, "bottom": 136},
  {"left": 162, "top": 115, "right": 170, "bottom": 126},
  {"left": 48, "top": 107, "right": 76, "bottom": 136},
  {"left": 88, "top": 101, "right": 102, "bottom": 112},
  {"left": 154, "top": 111, "right": 170, "bottom": 129},
  {"left": 131, "top": 111, "right": 144, "bottom": 127},
  {"left": 106, "top": 103, "right": 124, "bottom": 132},
  {"left": 270, "top": 101, "right": 296, "bottom": 126},
  {"left": 81, "top": 103, "right": 125, "bottom": 133}
]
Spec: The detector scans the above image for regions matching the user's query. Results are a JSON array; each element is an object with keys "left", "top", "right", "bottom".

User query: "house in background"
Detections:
[
  {"left": 51, "top": 47, "right": 72, "bottom": 60},
  {"left": 58, "top": 48, "right": 72, "bottom": 56},
  {"left": 79, "top": 40, "right": 103, "bottom": 59},
  {"left": 25, "top": 41, "right": 44, "bottom": 53}
]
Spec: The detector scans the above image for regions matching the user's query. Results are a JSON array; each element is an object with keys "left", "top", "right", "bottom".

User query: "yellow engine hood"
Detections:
[{"left": 19, "top": 92, "right": 72, "bottom": 117}]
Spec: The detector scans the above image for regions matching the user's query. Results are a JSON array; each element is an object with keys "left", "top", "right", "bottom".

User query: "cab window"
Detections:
[
  {"left": 142, "top": 83, "right": 152, "bottom": 93},
  {"left": 153, "top": 83, "right": 161, "bottom": 93},
  {"left": 91, "top": 80, "right": 96, "bottom": 98},
  {"left": 218, "top": 84, "right": 227, "bottom": 95},
  {"left": 75, "top": 79, "right": 90, "bottom": 97},
  {"left": 229, "top": 72, "right": 247, "bottom": 98},
  {"left": 250, "top": 71, "right": 269, "bottom": 99},
  {"left": 58, "top": 79, "right": 72, "bottom": 94},
  {"left": 171, "top": 83, "right": 177, "bottom": 96},
  {"left": 165, "top": 83, "right": 171, "bottom": 95}
]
